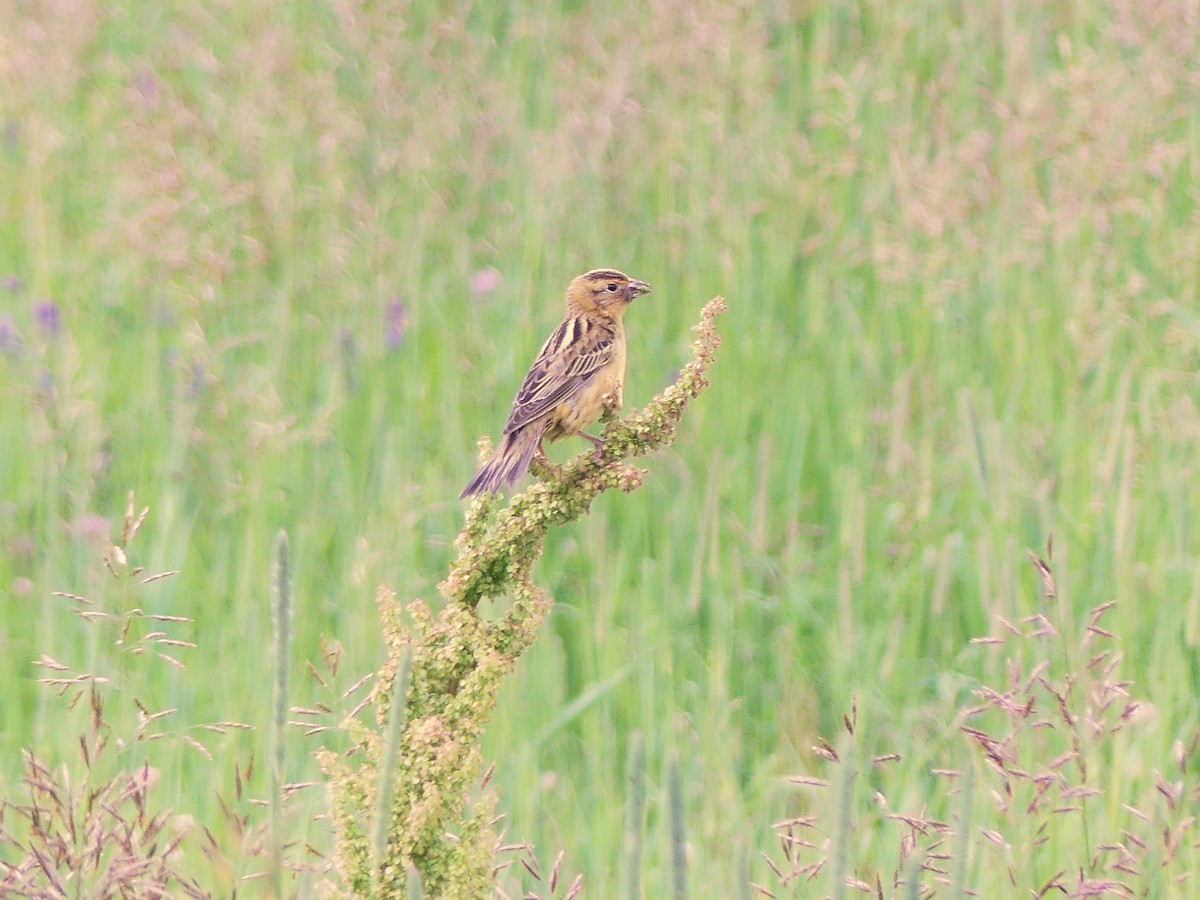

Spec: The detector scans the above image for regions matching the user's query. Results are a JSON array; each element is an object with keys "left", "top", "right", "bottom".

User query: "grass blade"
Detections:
[{"left": 269, "top": 530, "right": 291, "bottom": 898}]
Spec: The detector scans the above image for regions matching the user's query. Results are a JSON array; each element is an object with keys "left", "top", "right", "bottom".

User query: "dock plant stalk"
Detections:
[{"left": 319, "top": 297, "right": 726, "bottom": 898}]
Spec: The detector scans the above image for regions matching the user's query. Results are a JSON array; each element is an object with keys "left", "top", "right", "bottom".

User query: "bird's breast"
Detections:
[{"left": 546, "top": 340, "right": 627, "bottom": 441}]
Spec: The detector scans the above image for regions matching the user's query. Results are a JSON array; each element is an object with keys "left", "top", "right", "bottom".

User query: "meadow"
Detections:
[{"left": 2, "top": 0, "right": 1199, "bottom": 895}]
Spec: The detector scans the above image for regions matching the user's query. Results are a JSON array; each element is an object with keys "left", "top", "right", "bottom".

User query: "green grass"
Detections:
[{"left": 3, "top": 0, "right": 1200, "bottom": 895}]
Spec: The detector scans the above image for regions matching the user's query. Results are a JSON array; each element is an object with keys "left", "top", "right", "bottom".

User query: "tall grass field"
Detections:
[{"left": 2, "top": 0, "right": 1199, "bottom": 895}]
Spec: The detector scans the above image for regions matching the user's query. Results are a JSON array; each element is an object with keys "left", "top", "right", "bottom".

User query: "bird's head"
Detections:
[{"left": 565, "top": 269, "right": 652, "bottom": 318}]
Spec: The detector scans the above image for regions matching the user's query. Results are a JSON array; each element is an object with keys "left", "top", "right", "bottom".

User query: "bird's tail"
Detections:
[{"left": 460, "top": 425, "right": 543, "bottom": 498}]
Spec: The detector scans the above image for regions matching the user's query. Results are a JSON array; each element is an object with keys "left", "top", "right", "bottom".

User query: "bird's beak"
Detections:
[{"left": 627, "top": 280, "right": 652, "bottom": 300}]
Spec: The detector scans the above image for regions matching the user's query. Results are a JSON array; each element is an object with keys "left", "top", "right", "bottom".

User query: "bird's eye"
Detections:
[{"left": 607, "top": 282, "right": 618, "bottom": 292}]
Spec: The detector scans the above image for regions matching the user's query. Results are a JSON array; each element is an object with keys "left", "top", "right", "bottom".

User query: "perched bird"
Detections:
[{"left": 460, "top": 268, "right": 652, "bottom": 498}]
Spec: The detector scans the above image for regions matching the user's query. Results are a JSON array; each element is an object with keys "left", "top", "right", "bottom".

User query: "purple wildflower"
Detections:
[
  {"left": 469, "top": 267, "right": 502, "bottom": 297},
  {"left": 386, "top": 298, "right": 406, "bottom": 350},
  {"left": 0, "top": 316, "right": 20, "bottom": 356},
  {"left": 187, "top": 361, "right": 207, "bottom": 397},
  {"left": 134, "top": 69, "right": 158, "bottom": 106},
  {"left": 35, "top": 300, "right": 60, "bottom": 337}
]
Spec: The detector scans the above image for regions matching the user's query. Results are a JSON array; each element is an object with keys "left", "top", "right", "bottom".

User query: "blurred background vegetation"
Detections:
[{"left": 2, "top": 0, "right": 1199, "bottom": 894}]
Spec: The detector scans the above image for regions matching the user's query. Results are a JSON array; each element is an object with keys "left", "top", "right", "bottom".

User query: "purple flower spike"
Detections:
[
  {"left": 469, "top": 267, "right": 502, "bottom": 296},
  {"left": 386, "top": 298, "right": 406, "bottom": 350},
  {"left": 35, "top": 300, "right": 60, "bottom": 337},
  {"left": 0, "top": 316, "right": 20, "bottom": 356}
]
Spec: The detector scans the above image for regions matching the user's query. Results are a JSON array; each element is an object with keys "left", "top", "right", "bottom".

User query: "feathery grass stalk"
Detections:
[
  {"left": 735, "top": 841, "right": 752, "bottom": 900},
  {"left": 900, "top": 849, "right": 925, "bottom": 900},
  {"left": 370, "top": 646, "right": 411, "bottom": 898},
  {"left": 668, "top": 749, "right": 687, "bottom": 900},
  {"left": 269, "top": 530, "right": 291, "bottom": 898},
  {"left": 827, "top": 730, "right": 855, "bottom": 900},
  {"left": 948, "top": 749, "right": 973, "bottom": 897},
  {"left": 624, "top": 730, "right": 646, "bottom": 900}
]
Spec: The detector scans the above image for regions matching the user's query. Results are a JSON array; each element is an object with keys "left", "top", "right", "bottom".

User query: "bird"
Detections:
[{"left": 460, "top": 268, "right": 652, "bottom": 498}]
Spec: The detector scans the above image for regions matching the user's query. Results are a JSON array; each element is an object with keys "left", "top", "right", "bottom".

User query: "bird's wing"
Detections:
[{"left": 502, "top": 316, "right": 616, "bottom": 434}]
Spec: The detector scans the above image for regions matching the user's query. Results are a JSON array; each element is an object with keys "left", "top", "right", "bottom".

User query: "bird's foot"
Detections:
[{"left": 580, "top": 431, "right": 606, "bottom": 462}]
